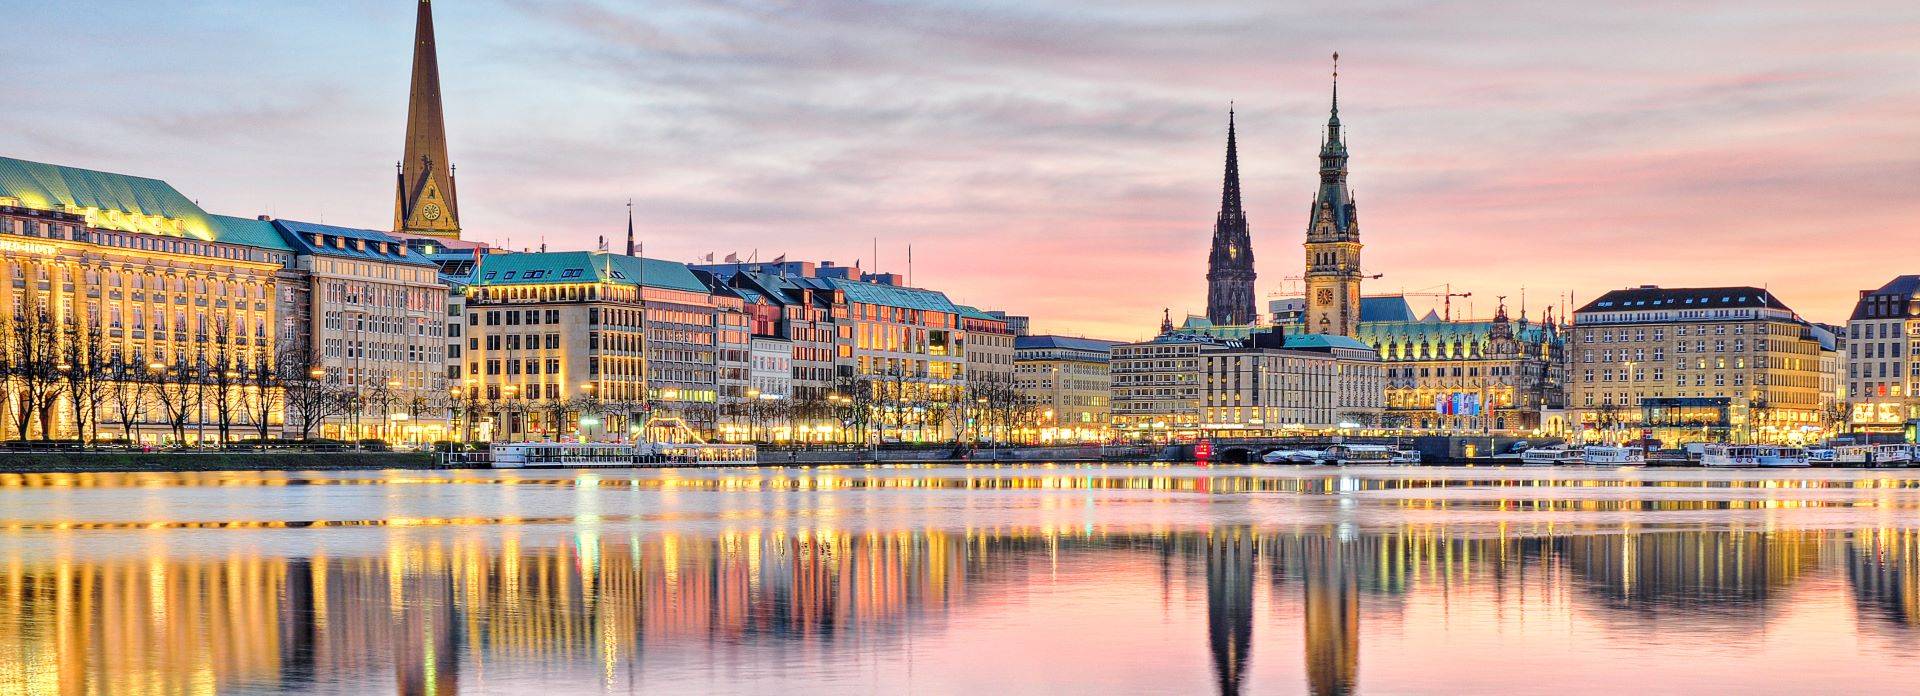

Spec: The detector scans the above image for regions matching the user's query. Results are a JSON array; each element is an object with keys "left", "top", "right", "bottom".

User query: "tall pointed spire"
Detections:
[
  {"left": 394, "top": 0, "right": 461, "bottom": 239},
  {"left": 1221, "top": 103, "right": 1242, "bottom": 214},
  {"left": 625, "top": 199, "right": 636, "bottom": 256},
  {"left": 1205, "top": 105, "right": 1257, "bottom": 326},
  {"left": 1325, "top": 52, "right": 1343, "bottom": 147}
]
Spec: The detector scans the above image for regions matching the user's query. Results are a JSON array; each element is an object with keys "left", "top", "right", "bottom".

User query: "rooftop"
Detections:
[
  {"left": 829, "top": 277, "right": 959, "bottom": 314},
  {"left": 1577, "top": 286, "right": 1792, "bottom": 314},
  {"left": 471, "top": 251, "right": 708, "bottom": 293},
  {"left": 272, "top": 219, "right": 436, "bottom": 266},
  {"left": 1016, "top": 335, "right": 1124, "bottom": 352}
]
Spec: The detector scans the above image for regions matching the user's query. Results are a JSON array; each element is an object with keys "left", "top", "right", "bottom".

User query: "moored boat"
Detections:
[
  {"left": 1700, "top": 444, "right": 1808, "bottom": 468},
  {"left": 1581, "top": 445, "right": 1645, "bottom": 466},
  {"left": 486, "top": 441, "right": 757, "bottom": 468},
  {"left": 1520, "top": 446, "right": 1582, "bottom": 466}
]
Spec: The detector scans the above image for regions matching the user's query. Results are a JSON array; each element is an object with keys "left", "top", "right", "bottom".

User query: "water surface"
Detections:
[{"left": 0, "top": 464, "right": 1915, "bottom": 694}]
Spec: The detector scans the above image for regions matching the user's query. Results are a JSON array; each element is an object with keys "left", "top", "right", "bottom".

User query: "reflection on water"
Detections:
[{"left": 0, "top": 466, "right": 1917, "bottom": 695}]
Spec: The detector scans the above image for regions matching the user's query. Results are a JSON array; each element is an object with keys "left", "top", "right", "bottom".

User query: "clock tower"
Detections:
[
  {"left": 1304, "top": 53, "right": 1362, "bottom": 338},
  {"left": 394, "top": 0, "right": 461, "bottom": 239},
  {"left": 1205, "top": 107, "right": 1258, "bottom": 326}
]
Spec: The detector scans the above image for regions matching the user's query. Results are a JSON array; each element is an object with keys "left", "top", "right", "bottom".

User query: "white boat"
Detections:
[
  {"left": 1836, "top": 443, "right": 1912, "bottom": 467},
  {"left": 1320, "top": 444, "right": 1401, "bottom": 465},
  {"left": 1873, "top": 444, "right": 1915, "bottom": 467},
  {"left": 1806, "top": 448, "right": 1837, "bottom": 464},
  {"left": 1833, "top": 445, "right": 1873, "bottom": 465},
  {"left": 1391, "top": 449, "right": 1423, "bottom": 465},
  {"left": 1581, "top": 445, "right": 1645, "bottom": 466},
  {"left": 1701, "top": 444, "right": 1808, "bottom": 468},
  {"left": 487, "top": 441, "right": 757, "bottom": 468},
  {"left": 1520, "top": 446, "right": 1583, "bottom": 466}
]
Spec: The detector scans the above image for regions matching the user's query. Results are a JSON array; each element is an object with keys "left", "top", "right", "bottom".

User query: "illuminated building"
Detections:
[
  {"left": 463, "top": 251, "right": 715, "bottom": 440},
  {"left": 721, "top": 270, "right": 846, "bottom": 441},
  {"left": 958, "top": 305, "right": 1015, "bottom": 384},
  {"left": 393, "top": 0, "right": 462, "bottom": 240},
  {"left": 1112, "top": 330, "right": 1382, "bottom": 440},
  {"left": 271, "top": 219, "right": 450, "bottom": 443},
  {"left": 0, "top": 156, "right": 294, "bottom": 444},
  {"left": 696, "top": 260, "right": 982, "bottom": 442},
  {"left": 1014, "top": 335, "right": 1122, "bottom": 442},
  {"left": 1568, "top": 285, "right": 1830, "bottom": 444},
  {"left": 1303, "top": 55, "right": 1365, "bottom": 338},
  {"left": 1365, "top": 299, "right": 1566, "bottom": 433},
  {"left": 1844, "top": 275, "right": 1920, "bottom": 436}
]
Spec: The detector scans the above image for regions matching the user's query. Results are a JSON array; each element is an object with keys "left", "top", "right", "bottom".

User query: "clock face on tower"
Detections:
[
  {"left": 422, "top": 203, "right": 443, "bottom": 221},
  {"left": 1316, "top": 289, "right": 1334, "bottom": 303}
]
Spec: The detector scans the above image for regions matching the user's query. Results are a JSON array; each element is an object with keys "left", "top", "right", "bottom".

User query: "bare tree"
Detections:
[
  {"left": 8, "top": 292, "right": 66, "bottom": 441},
  {"left": 60, "top": 312, "right": 109, "bottom": 447},
  {"left": 244, "top": 349, "right": 282, "bottom": 442},
  {"left": 207, "top": 315, "right": 241, "bottom": 445},
  {"left": 279, "top": 342, "right": 343, "bottom": 440},
  {"left": 108, "top": 357, "right": 155, "bottom": 445}
]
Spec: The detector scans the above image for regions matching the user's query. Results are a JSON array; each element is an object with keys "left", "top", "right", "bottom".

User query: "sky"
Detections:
[{"left": 6, "top": 1, "right": 1918, "bottom": 340}]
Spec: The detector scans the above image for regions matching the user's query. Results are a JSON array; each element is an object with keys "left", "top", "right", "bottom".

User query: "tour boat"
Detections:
[
  {"left": 1520, "top": 446, "right": 1583, "bottom": 466},
  {"left": 1320, "top": 444, "right": 1400, "bottom": 465},
  {"left": 1391, "top": 449, "right": 1423, "bottom": 465},
  {"left": 487, "top": 441, "right": 757, "bottom": 468},
  {"left": 1836, "top": 444, "right": 1913, "bottom": 467},
  {"left": 1700, "top": 444, "right": 1808, "bottom": 468},
  {"left": 1581, "top": 445, "right": 1645, "bottom": 466}
]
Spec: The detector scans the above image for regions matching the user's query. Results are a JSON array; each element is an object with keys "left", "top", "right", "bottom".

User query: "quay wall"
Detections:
[{"left": 0, "top": 451, "right": 434, "bottom": 473}]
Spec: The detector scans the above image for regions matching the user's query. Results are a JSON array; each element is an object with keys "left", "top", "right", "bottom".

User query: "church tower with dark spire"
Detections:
[
  {"left": 1205, "top": 107, "right": 1258, "bottom": 326},
  {"left": 394, "top": 0, "right": 461, "bottom": 239},
  {"left": 1304, "top": 53, "right": 1363, "bottom": 337}
]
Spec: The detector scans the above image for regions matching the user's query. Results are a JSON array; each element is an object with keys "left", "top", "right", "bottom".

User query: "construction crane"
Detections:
[{"left": 1403, "top": 284, "right": 1472, "bottom": 322}]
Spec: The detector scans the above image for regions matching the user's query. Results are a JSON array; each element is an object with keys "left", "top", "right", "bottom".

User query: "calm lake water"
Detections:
[{"left": 0, "top": 464, "right": 1916, "bottom": 695}]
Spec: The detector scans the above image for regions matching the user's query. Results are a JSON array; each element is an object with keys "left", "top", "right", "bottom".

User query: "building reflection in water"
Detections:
[{"left": 0, "top": 522, "right": 1914, "bottom": 694}]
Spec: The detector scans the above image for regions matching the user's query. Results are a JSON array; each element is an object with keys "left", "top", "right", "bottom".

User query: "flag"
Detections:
[
  {"left": 725, "top": 252, "right": 739, "bottom": 263},
  {"left": 771, "top": 253, "right": 786, "bottom": 264},
  {"left": 703, "top": 252, "right": 715, "bottom": 262}
]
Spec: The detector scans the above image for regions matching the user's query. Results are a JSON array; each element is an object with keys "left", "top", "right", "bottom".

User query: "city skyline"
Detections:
[{"left": 6, "top": 1, "right": 1919, "bottom": 338}]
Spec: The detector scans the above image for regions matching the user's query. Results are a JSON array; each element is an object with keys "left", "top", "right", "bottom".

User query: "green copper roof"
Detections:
[
  {"left": 829, "top": 278, "right": 959, "bottom": 313},
  {"left": 1283, "top": 333, "right": 1374, "bottom": 351},
  {"left": 955, "top": 304, "right": 1000, "bottom": 321},
  {"left": 0, "top": 155, "right": 221, "bottom": 240},
  {"left": 207, "top": 214, "right": 293, "bottom": 252},
  {"left": 472, "top": 251, "right": 708, "bottom": 293}
]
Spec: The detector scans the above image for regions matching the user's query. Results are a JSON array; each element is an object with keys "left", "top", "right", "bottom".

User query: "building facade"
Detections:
[
  {"left": 0, "top": 157, "right": 295, "bottom": 445},
  {"left": 1844, "top": 276, "right": 1920, "bottom": 436},
  {"left": 274, "top": 219, "right": 449, "bottom": 444},
  {"left": 1112, "top": 331, "right": 1383, "bottom": 441},
  {"left": 1365, "top": 301, "right": 1566, "bottom": 433},
  {"left": 1014, "top": 335, "right": 1121, "bottom": 442},
  {"left": 1568, "top": 286, "right": 1830, "bottom": 445}
]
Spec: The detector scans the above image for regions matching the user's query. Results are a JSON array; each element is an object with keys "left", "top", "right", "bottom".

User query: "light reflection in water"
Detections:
[{"left": 0, "top": 467, "right": 1915, "bottom": 695}]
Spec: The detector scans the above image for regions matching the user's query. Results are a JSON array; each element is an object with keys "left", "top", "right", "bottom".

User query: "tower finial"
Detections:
[{"left": 625, "top": 198, "right": 636, "bottom": 256}]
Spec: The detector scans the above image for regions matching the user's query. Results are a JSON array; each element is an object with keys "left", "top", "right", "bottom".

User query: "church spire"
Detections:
[
  {"left": 395, "top": 0, "right": 460, "bottom": 239},
  {"left": 1204, "top": 105, "right": 1257, "bottom": 326},
  {"left": 1221, "top": 104, "right": 1242, "bottom": 215},
  {"left": 625, "top": 199, "right": 636, "bottom": 256}
]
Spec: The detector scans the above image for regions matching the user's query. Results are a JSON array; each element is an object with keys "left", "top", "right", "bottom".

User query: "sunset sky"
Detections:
[{"left": 7, "top": 1, "right": 1918, "bottom": 339}]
